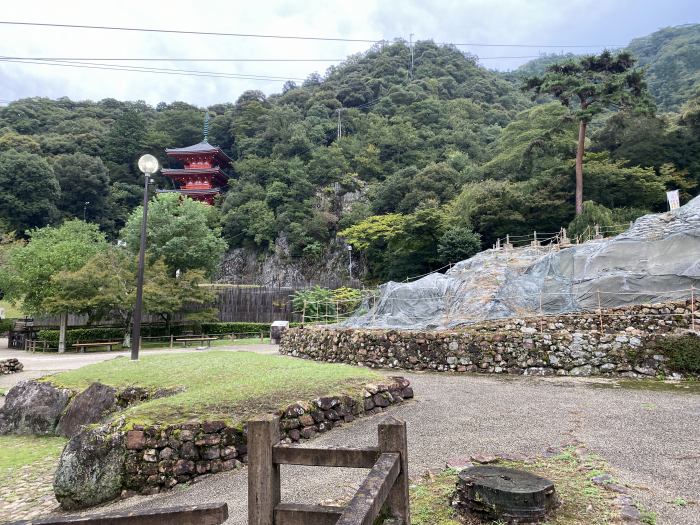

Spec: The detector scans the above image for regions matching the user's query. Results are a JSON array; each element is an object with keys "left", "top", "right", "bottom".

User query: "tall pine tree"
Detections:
[{"left": 525, "top": 51, "right": 650, "bottom": 214}]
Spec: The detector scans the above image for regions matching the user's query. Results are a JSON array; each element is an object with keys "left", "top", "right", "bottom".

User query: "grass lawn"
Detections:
[
  {"left": 45, "top": 351, "right": 382, "bottom": 426},
  {"left": 0, "top": 436, "right": 67, "bottom": 471},
  {"left": 409, "top": 448, "right": 656, "bottom": 525},
  {"left": 139, "top": 336, "right": 270, "bottom": 349}
]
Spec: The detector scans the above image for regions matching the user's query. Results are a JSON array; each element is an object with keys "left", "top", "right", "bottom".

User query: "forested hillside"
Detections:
[
  {"left": 517, "top": 24, "right": 700, "bottom": 112},
  {"left": 1, "top": 30, "right": 699, "bottom": 284}
]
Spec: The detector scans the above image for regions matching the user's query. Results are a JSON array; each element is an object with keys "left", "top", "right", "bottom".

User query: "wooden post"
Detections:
[
  {"left": 58, "top": 312, "right": 68, "bottom": 353},
  {"left": 302, "top": 300, "right": 307, "bottom": 326},
  {"left": 260, "top": 331, "right": 264, "bottom": 343},
  {"left": 691, "top": 285, "right": 696, "bottom": 332},
  {"left": 170, "top": 334, "right": 174, "bottom": 348},
  {"left": 378, "top": 417, "right": 410, "bottom": 524},
  {"left": 248, "top": 415, "right": 281, "bottom": 525},
  {"left": 597, "top": 290, "right": 603, "bottom": 333}
]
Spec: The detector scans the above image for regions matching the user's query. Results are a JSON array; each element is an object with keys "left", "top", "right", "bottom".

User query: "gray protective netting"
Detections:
[{"left": 343, "top": 195, "right": 700, "bottom": 329}]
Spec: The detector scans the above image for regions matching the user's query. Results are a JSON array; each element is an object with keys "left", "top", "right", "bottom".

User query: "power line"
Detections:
[
  {"left": 0, "top": 20, "right": 384, "bottom": 43},
  {"left": 446, "top": 42, "right": 624, "bottom": 48},
  {"left": 0, "top": 58, "right": 306, "bottom": 82},
  {"left": 0, "top": 20, "right": 625, "bottom": 48},
  {"left": 0, "top": 56, "right": 345, "bottom": 63},
  {"left": 0, "top": 54, "right": 549, "bottom": 62}
]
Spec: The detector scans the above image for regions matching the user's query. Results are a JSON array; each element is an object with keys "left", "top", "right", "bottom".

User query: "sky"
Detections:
[{"left": 0, "top": 0, "right": 697, "bottom": 107}]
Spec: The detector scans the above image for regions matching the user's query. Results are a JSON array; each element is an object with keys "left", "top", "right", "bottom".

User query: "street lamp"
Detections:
[
  {"left": 83, "top": 201, "right": 90, "bottom": 221},
  {"left": 347, "top": 245, "right": 353, "bottom": 280},
  {"left": 131, "top": 154, "right": 159, "bottom": 361}
]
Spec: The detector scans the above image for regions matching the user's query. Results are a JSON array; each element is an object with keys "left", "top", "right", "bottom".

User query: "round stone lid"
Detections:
[{"left": 458, "top": 465, "right": 554, "bottom": 494}]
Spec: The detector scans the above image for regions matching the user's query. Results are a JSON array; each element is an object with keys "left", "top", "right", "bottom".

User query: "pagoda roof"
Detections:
[
  {"left": 165, "top": 141, "right": 232, "bottom": 164},
  {"left": 161, "top": 167, "right": 229, "bottom": 186}
]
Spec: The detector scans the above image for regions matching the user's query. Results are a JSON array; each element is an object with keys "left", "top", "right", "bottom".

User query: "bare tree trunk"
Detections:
[{"left": 575, "top": 119, "right": 587, "bottom": 215}]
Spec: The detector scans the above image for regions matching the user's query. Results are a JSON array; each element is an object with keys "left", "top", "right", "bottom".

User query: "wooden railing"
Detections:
[
  {"left": 248, "top": 415, "right": 410, "bottom": 525},
  {"left": 7, "top": 502, "right": 228, "bottom": 524}
]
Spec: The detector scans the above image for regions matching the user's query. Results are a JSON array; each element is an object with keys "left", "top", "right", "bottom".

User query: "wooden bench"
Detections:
[
  {"left": 174, "top": 337, "right": 217, "bottom": 347},
  {"left": 72, "top": 341, "right": 121, "bottom": 353}
]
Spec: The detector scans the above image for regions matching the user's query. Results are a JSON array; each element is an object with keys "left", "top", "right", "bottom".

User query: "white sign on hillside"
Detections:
[{"left": 667, "top": 190, "right": 680, "bottom": 210}]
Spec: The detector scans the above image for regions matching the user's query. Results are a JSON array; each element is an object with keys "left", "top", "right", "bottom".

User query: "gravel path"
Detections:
[{"left": 78, "top": 373, "right": 699, "bottom": 525}]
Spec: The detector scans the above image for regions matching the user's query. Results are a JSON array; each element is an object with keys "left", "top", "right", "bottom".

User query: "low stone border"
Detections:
[
  {"left": 54, "top": 377, "right": 413, "bottom": 509},
  {"left": 0, "top": 358, "right": 23, "bottom": 374},
  {"left": 280, "top": 300, "right": 698, "bottom": 378}
]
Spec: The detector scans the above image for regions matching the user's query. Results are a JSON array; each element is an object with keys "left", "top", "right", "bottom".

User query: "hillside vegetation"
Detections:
[{"left": 1, "top": 27, "right": 699, "bottom": 283}]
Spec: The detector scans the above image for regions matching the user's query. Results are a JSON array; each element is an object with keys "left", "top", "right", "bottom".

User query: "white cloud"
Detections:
[{"left": 0, "top": 0, "right": 695, "bottom": 106}]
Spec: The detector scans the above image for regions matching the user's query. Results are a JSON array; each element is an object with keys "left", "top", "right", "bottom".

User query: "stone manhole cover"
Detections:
[{"left": 453, "top": 465, "right": 559, "bottom": 523}]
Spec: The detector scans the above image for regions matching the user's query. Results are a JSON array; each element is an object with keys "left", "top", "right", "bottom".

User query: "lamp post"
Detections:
[
  {"left": 347, "top": 245, "right": 353, "bottom": 280},
  {"left": 131, "top": 154, "right": 159, "bottom": 361},
  {"left": 83, "top": 201, "right": 90, "bottom": 221}
]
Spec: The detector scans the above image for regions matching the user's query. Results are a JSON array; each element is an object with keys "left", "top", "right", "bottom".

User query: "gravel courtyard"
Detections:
[
  {"left": 84, "top": 372, "right": 699, "bottom": 525},
  {"left": 2, "top": 345, "right": 697, "bottom": 524}
]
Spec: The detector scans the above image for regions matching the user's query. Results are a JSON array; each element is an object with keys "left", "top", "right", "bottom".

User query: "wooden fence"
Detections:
[
  {"left": 7, "top": 502, "right": 228, "bottom": 525},
  {"left": 248, "top": 414, "right": 410, "bottom": 525}
]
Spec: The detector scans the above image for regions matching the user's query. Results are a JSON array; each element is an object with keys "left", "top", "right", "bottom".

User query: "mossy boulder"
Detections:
[
  {"left": 57, "top": 382, "right": 117, "bottom": 438},
  {"left": 0, "top": 380, "right": 72, "bottom": 435},
  {"left": 54, "top": 424, "right": 126, "bottom": 509}
]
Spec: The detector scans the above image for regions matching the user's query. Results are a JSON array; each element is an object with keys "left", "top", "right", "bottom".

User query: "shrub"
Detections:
[
  {"left": 36, "top": 321, "right": 287, "bottom": 345},
  {"left": 653, "top": 334, "right": 700, "bottom": 374},
  {"left": 200, "top": 322, "right": 271, "bottom": 335},
  {"left": 0, "top": 318, "right": 15, "bottom": 334},
  {"left": 37, "top": 327, "right": 125, "bottom": 346}
]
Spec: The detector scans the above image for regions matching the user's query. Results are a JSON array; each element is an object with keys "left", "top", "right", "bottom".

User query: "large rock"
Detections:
[
  {"left": 57, "top": 382, "right": 117, "bottom": 438},
  {"left": 0, "top": 380, "right": 72, "bottom": 435},
  {"left": 54, "top": 425, "right": 126, "bottom": 509}
]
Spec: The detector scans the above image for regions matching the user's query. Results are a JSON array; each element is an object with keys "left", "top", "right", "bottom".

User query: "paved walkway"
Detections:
[{"left": 61, "top": 374, "right": 700, "bottom": 525}]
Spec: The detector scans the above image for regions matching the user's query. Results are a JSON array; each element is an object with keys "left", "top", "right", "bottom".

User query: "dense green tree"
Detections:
[
  {"left": 52, "top": 153, "right": 110, "bottom": 221},
  {"left": 0, "top": 220, "right": 108, "bottom": 315},
  {"left": 437, "top": 227, "right": 481, "bottom": 264},
  {"left": 122, "top": 193, "right": 227, "bottom": 276},
  {"left": 0, "top": 131, "right": 42, "bottom": 154},
  {"left": 0, "top": 150, "right": 60, "bottom": 234},
  {"left": 567, "top": 201, "right": 617, "bottom": 239},
  {"left": 104, "top": 108, "right": 147, "bottom": 167},
  {"left": 525, "top": 51, "right": 650, "bottom": 214},
  {"left": 44, "top": 247, "right": 214, "bottom": 340}
]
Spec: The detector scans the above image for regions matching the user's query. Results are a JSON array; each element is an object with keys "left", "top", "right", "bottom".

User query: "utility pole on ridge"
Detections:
[
  {"left": 409, "top": 33, "right": 415, "bottom": 79},
  {"left": 336, "top": 108, "right": 343, "bottom": 140}
]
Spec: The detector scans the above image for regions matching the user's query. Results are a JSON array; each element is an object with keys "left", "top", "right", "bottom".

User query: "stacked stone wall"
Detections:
[
  {"left": 0, "top": 358, "right": 23, "bottom": 374},
  {"left": 81, "top": 377, "right": 412, "bottom": 500},
  {"left": 280, "top": 300, "right": 698, "bottom": 378}
]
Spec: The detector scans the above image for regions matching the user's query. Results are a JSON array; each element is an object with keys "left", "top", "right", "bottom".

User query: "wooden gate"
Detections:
[{"left": 248, "top": 415, "right": 410, "bottom": 525}]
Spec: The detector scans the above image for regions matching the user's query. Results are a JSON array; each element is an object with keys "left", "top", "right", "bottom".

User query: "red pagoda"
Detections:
[{"left": 161, "top": 119, "right": 230, "bottom": 204}]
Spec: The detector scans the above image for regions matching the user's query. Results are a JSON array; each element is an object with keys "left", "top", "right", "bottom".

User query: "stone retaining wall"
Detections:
[
  {"left": 0, "top": 358, "right": 23, "bottom": 374},
  {"left": 55, "top": 377, "right": 412, "bottom": 507},
  {"left": 280, "top": 300, "right": 698, "bottom": 378}
]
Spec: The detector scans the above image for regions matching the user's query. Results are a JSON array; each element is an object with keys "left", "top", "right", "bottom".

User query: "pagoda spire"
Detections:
[{"left": 203, "top": 111, "right": 210, "bottom": 143}]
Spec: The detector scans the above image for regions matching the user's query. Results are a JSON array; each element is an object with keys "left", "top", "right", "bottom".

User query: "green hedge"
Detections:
[
  {"left": 200, "top": 322, "right": 271, "bottom": 335},
  {"left": 654, "top": 334, "right": 700, "bottom": 374},
  {"left": 38, "top": 328, "right": 126, "bottom": 346},
  {"left": 36, "top": 322, "right": 285, "bottom": 345}
]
